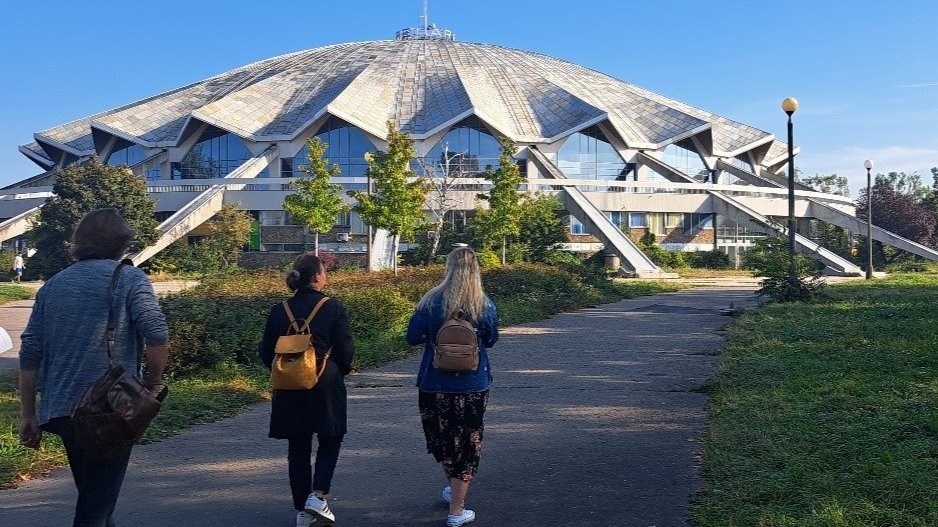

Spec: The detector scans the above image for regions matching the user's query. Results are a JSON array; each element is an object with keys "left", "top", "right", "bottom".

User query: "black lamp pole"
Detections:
[
  {"left": 865, "top": 160, "right": 874, "bottom": 279},
  {"left": 782, "top": 97, "right": 799, "bottom": 260}
]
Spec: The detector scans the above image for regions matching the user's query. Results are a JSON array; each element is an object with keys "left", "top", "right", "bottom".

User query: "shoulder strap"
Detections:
[
  {"left": 105, "top": 261, "right": 128, "bottom": 367},
  {"left": 298, "top": 296, "right": 330, "bottom": 333},
  {"left": 282, "top": 301, "right": 301, "bottom": 334}
]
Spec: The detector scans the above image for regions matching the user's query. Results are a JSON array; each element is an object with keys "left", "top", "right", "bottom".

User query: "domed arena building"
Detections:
[{"left": 3, "top": 22, "right": 936, "bottom": 275}]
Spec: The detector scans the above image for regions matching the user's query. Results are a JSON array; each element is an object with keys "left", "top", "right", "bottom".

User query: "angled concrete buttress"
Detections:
[
  {"left": 130, "top": 145, "right": 278, "bottom": 265},
  {"left": 0, "top": 207, "right": 42, "bottom": 244},
  {"left": 808, "top": 199, "right": 938, "bottom": 262},
  {"left": 708, "top": 191, "right": 863, "bottom": 275},
  {"left": 526, "top": 147, "right": 668, "bottom": 277}
]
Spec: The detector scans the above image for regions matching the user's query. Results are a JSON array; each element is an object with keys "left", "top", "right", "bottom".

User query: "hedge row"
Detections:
[{"left": 159, "top": 264, "right": 681, "bottom": 376}]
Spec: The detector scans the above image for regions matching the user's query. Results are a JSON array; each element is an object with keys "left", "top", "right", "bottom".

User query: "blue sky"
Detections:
[{"left": 1, "top": 0, "right": 936, "bottom": 194}]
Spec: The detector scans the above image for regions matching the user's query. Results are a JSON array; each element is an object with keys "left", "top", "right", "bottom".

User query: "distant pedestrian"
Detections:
[
  {"left": 18, "top": 208, "right": 169, "bottom": 527},
  {"left": 259, "top": 253, "right": 355, "bottom": 527},
  {"left": 13, "top": 252, "right": 24, "bottom": 282},
  {"left": 406, "top": 246, "right": 499, "bottom": 527}
]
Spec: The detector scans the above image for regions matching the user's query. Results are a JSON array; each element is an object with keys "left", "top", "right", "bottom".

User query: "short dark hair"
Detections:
[
  {"left": 70, "top": 208, "right": 136, "bottom": 261},
  {"left": 285, "top": 252, "right": 324, "bottom": 291}
]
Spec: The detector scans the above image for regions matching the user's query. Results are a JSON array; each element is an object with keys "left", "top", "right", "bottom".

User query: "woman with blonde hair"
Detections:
[{"left": 406, "top": 246, "right": 499, "bottom": 527}]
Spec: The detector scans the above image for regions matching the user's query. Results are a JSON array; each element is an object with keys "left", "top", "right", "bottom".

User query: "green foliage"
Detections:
[
  {"left": 513, "top": 194, "right": 567, "bottom": 262},
  {"left": 473, "top": 137, "right": 524, "bottom": 254},
  {"left": 476, "top": 249, "right": 501, "bottom": 268},
  {"left": 542, "top": 250, "right": 582, "bottom": 266},
  {"left": 687, "top": 250, "right": 732, "bottom": 270},
  {"left": 694, "top": 274, "right": 938, "bottom": 526},
  {"left": 0, "top": 284, "right": 34, "bottom": 305},
  {"left": 148, "top": 205, "right": 252, "bottom": 274},
  {"left": 27, "top": 160, "right": 159, "bottom": 277},
  {"left": 799, "top": 172, "right": 851, "bottom": 197},
  {"left": 348, "top": 122, "right": 428, "bottom": 242},
  {"left": 400, "top": 223, "right": 470, "bottom": 266},
  {"left": 745, "top": 236, "right": 823, "bottom": 301},
  {"left": 283, "top": 137, "right": 350, "bottom": 253},
  {"left": 639, "top": 231, "right": 657, "bottom": 246}
]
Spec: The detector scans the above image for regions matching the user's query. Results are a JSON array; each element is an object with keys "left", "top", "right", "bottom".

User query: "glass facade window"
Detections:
[
  {"left": 662, "top": 142, "right": 708, "bottom": 179},
  {"left": 259, "top": 210, "right": 286, "bottom": 226},
  {"left": 422, "top": 116, "right": 502, "bottom": 178},
  {"left": 728, "top": 153, "right": 754, "bottom": 173},
  {"left": 107, "top": 143, "right": 147, "bottom": 167},
  {"left": 629, "top": 212, "right": 648, "bottom": 228},
  {"left": 335, "top": 211, "right": 351, "bottom": 227},
  {"left": 284, "top": 117, "right": 372, "bottom": 190},
  {"left": 684, "top": 213, "right": 714, "bottom": 235},
  {"left": 173, "top": 127, "right": 254, "bottom": 179},
  {"left": 350, "top": 212, "right": 367, "bottom": 235},
  {"left": 570, "top": 215, "right": 587, "bottom": 235},
  {"left": 557, "top": 126, "right": 627, "bottom": 181},
  {"left": 665, "top": 213, "right": 684, "bottom": 229},
  {"left": 606, "top": 211, "right": 623, "bottom": 229},
  {"left": 260, "top": 243, "right": 283, "bottom": 252}
]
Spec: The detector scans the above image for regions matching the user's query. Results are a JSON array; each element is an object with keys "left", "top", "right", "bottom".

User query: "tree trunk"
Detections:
[
  {"left": 314, "top": 231, "right": 319, "bottom": 255},
  {"left": 427, "top": 217, "right": 444, "bottom": 264},
  {"left": 501, "top": 237, "right": 506, "bottom": 265},
  {"left": 392, "top": 234, "right": 400, "bottom": 276}
]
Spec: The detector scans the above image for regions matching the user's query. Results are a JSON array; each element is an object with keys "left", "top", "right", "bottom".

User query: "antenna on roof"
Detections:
[{"left": 396, "top": 0, "right": 454, "bottom": 41}]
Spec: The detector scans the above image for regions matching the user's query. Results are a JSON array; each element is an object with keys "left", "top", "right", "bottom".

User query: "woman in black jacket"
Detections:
[{"left": 260, "top": 253, "right": 354, "bottom": 527}]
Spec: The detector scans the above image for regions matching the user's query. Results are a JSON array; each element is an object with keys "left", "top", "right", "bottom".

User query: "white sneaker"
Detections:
[
  {"left": 442, "top": 485, "right": 452, "bottom": 504},
  {"left": 304, "top": 493, "right": 336, "bottom": 524},
  {"left": 295, "top": 511, "right": 315, "bottom": 527},
  {"left": 446, "top": 509, "right": 475, "bottom": 527}
]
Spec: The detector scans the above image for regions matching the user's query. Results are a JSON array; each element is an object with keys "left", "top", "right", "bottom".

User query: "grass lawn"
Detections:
[
  {"left": 674, "top": 268, "right": 755, "bottom": 278},
  {"left": 0, "top": 265, "right": 684, "bottom": 488},
  {"left": 0, "top": 284, "right": 33, "bottom": 305},
  {"left": 694, "top": 274, "right": 938, "bottom": 526}
]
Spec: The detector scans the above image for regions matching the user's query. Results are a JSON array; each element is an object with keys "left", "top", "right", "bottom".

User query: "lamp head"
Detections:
[
  {"left": 782, "top": 97, "right": 799, "bottom": 115},
  {"left": 363, "top": 152, "right": 374, "bottom": 162},
  {"left": 864, "top": 159, "right": 874, "bottom": 170}
]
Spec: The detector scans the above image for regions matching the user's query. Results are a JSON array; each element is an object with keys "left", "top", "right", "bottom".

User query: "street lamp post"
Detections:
[
  {"left": 364, "top": 152, "right": 374, "bottom": 272},
  {"left": 864, "top": 159, "right": 874, "bottom": 279},
  {"left": 782, "top": 97, "right": 799, "bottom": 259}
]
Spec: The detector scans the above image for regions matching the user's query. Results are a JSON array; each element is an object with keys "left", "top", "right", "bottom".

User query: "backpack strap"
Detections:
[
  {"left": 298, "top": 296, "right": 330, "bottom": 334},
  {"left": 282, "top": 301, "right": 302, "bottom": 334}
]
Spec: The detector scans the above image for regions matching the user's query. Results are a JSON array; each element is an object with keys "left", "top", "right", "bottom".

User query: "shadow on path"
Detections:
[{"left": 0, "top": 286, "right": 757, "bottom": 527}]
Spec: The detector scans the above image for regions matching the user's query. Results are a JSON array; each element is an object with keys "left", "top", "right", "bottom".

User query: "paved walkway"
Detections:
[
  {"left": 0, "top": 280, "right": 197, "bottom": 376},
  {"left": 0, "top": 285, "right": 758, "bottom": 527}
]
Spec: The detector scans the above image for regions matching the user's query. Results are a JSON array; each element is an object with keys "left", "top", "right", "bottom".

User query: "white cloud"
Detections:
[
  {"left": 898, "top": 83, "right": 938, "bottom": 88},
  {"left": 798, "top": 145, "right": 938, "bottom": 195}
]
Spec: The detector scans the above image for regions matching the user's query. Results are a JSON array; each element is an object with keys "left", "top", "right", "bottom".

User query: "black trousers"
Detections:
[
  {"left": 42, "top": 417, "right": 133, "bottom": 527},
  {"left": 287, "top": 434, "right": 344, "bottom": 511}
]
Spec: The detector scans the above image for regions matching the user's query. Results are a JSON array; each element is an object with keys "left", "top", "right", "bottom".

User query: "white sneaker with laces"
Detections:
[
  {"left": 295, "top": 511, "right": 315, "bottom": 527},
  {"left": 442, "top": 485, "right": 452, "bottom": 504},
  {"left": 446, "top": 509, "right": 475, "bottom": 527},
  {"left": 305, "top": 493, "right": 336, "bottom": 524}
]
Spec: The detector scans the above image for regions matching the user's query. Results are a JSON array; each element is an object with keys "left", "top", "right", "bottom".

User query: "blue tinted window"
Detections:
[
  {"left": 107, "top": 143, "right": 146, "bottom": 167},
  {"left": 557, "top": 126, "right": 627, "bottom": 180},
  {"left": 176, "top": 127, "right": 252, "bottom": 179},
  {"left": 662, "top": 141, "right": 708, "bottom": 179},
  {"left": 285, "top": 117, "right": 372, "bottom": 190},
  {"left": 422, "top": 116, "right": 501, "bottom": 177},
  {"left": 570, "top": 215, "right": 587, "bottom": 235}
]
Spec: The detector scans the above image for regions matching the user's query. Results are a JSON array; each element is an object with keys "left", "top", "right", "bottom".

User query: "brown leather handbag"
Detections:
[
  {"left": 271, "top": 297, "right": 332, "bottom": 390},
  {"left": 71, "top": 262, "right": 166, "bottom": 457}
]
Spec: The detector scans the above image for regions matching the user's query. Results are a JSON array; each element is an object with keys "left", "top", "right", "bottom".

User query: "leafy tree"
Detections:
[
  {"left": 416, "top": 145, "right": 467, "bottom": 264},
  {"left": 874, "top": 171, "right": 929, "bottom": 202},
  {"left": 799, "top": 172, "right": 850, "bottom": 197},
  {"left": 473, "top": 137, "right": 524, "bottom": 264},
  {"left": 283, "top": 137, "right": 350, "bottom": 255},
  {"left": 348, "top": 121, "right": 428, "bottom": 274},
  {"left": 513, "top": 194, "right": 567, "bottom": 262},
  {"left": 28, "top": 160, "right": 159, "bottom": 277},
  {"left": 204, "top": 204, "right": 253, "bottom": 269},
  {"left": 922, "top": 167, "right": 938, "bottom": 234},
  {"left": 857, "top": 181, "right": 937, "bottom": 265}
]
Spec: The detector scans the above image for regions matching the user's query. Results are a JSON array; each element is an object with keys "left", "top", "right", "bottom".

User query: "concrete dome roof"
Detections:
[{"left": 29, "top": 39, "right": 776, "bottom": 162}]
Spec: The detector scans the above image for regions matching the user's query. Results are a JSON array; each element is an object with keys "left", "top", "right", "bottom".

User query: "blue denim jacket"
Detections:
[{"left": 406, "top": 295, "right": 499, "bottom": 393}]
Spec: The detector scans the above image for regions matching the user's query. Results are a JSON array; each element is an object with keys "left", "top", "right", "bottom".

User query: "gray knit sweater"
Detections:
[{"left": 20, "top": 259, "right": 169, "bottom": 425}]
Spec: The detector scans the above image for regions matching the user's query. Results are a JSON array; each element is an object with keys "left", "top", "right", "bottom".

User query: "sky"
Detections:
[{"left": 1, "top": 0, "right": 936, "bottom": 195}]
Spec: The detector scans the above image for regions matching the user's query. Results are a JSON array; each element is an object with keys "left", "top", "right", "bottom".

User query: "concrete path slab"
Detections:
[{"left": 0, "top": 285, "right": 758, "bottom": 527}]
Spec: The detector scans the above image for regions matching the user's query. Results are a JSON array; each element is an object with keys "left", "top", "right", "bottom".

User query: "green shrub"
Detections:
[
  {"left": 688, "top": 249, "right": 732, "bottom": 269},
  {"left": 745, "top": 237, "right": 824, "bottom": 302},
  {"left": 542, "top": 250, "right": 581, "bottom": 266},
  {"left": 477, "top": 249, "right": 501, "bottom": 268}
]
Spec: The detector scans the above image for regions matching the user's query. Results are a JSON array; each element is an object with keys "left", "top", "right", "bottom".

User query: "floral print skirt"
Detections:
[{"left": 418, "top": 390, "right": 489, "bottom": 482}]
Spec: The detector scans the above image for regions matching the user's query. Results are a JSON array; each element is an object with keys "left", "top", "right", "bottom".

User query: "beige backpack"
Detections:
[
  {"left": 271, "top": 297, "right": 331, "bottom": 390},
  {"left": 433, "top": 315, "right": 479, "bottom": 372}
]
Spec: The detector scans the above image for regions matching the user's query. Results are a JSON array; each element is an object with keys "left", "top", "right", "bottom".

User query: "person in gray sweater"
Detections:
[{"left": 18, "top": 208, "right": 169, "bottom": 527}]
